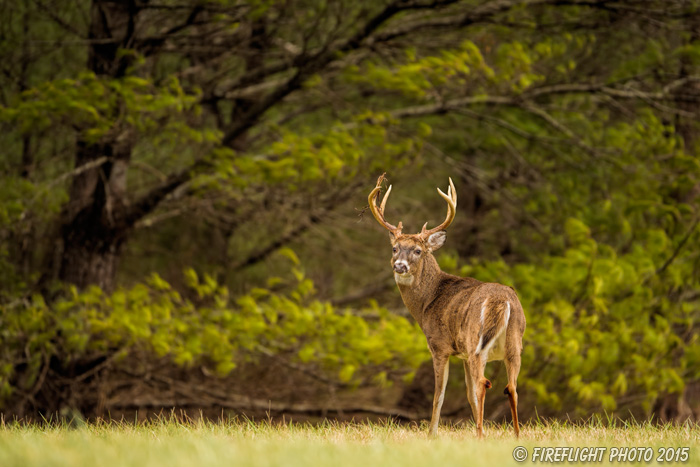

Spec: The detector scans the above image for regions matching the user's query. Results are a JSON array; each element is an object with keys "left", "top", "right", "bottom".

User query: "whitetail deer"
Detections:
[{"left": 368, "top": 174, "right": 525, "bottom": 438}]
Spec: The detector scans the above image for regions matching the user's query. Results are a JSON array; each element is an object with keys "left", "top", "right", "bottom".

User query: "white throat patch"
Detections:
[{"left": 394, "top": 273, "right": 415, "bottom": 286}]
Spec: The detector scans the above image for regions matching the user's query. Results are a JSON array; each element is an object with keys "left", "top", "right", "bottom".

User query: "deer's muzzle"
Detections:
[{"left": 393, "top": 260, "right": 409, "bottom": 274}]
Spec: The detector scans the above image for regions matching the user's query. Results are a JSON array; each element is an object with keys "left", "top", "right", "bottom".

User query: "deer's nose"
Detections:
[{"left": 394, "top": 261, "right": 408, "bottom": 274}]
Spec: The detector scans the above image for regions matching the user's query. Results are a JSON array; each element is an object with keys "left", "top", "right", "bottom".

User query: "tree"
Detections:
[
  {"left": 2, "top": 0, "right": 695, "bottom": 292},
  {"left": 3, "top": 0, "right": 700, "bottom": 420}
]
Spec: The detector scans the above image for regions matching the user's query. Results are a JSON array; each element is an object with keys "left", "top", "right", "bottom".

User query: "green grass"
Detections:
[{"left": 0, "top": 416, "right": 698, "bottom": 466}]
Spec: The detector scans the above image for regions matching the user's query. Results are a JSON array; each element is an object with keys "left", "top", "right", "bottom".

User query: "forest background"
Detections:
[{"left": 2, "top": 0, "right": 700, "bottom": 424}]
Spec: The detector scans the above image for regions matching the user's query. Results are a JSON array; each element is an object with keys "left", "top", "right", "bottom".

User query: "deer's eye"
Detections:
[
  {"left": 392, "top": 247, "right": 398, "bottom": 253},
  {"left": 414, "top": 249, "right": 422, "bottom": 255}
]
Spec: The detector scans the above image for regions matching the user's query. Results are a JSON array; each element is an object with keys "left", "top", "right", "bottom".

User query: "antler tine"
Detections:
[
  {"left": 368, "top": 174, "right": 402, "bottom": 235},
  {"left": 420, "top": 177, "right": 457, "bottom": 238},
  {"left": 445, "top": 177, "right": 457, "bottom": 205},
  {"left": 380, "top": 184, "right": 392, "bottom": 213}
]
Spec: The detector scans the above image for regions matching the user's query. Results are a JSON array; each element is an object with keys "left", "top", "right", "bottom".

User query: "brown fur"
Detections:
[
  {"left": 369, "top": 175, "right": 525, "bottom": 437},
  {"left": 388, "top": 234, "right": 526, "bottom": 438}
]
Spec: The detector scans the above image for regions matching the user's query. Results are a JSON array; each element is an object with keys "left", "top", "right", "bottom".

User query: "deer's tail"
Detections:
[{"left": 475, "top": 299, "right": 511, "bottom": 357}]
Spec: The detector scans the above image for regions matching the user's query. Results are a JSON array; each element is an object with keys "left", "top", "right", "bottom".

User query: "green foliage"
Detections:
[
  {"left": 341, "top": 20, "right": 700, "bottom": 418},
  {"left": 2, "top": 0, "right": 700, "bottom": 420},
  {"left": 217, "top": 120, "right": 419, "bottom": 190},
  {"left": 0, "top": 256, "right": 428, "bottom": 404},
  {"left": 430, "top": 92, "right": 700, "bottom": 416},
  {"left": 347, "top": 41, "right": 493, "bottom": 98},
  {"left": 0, "top": 72, "right": 201, "bottom": 145},
  {"left": 441, "top": 208, "right": 700, "bottom": 415}
]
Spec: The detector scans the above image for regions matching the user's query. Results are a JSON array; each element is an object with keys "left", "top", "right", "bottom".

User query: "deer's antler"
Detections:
[
  {"left": 420, "top": 178, "right": 457, "bottom": 238},
  {"left": 368, "top": 173, "right": 403, "bottom": 237}
]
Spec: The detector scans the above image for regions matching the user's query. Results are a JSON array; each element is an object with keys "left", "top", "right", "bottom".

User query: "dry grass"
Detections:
[{"left": 0, "top": 415, "right": 698, "bottom": 466}]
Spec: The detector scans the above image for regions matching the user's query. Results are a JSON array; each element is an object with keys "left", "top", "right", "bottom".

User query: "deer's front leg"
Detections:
[{"left": 429, "top": 353, "right": 450, "bottom": 437}]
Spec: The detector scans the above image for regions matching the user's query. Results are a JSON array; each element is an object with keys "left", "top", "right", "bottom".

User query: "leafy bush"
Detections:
[
  {"left": 0, "top": 252, "right": 429, "bottom": 406},
  {"left": 441, "top": 215, "right": 700, "bottom": 416}
]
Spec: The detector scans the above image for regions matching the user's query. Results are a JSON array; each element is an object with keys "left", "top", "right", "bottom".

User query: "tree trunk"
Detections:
[
  {"left": 55, "top": 0, "right": 137, "bottom": 291},
  {"left": 59, "top": 140, "right": 130, "bottom": 291}
]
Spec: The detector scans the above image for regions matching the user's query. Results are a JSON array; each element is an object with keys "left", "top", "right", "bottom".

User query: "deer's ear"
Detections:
[
  {"left": 427, "top": 231, "right": 446, "bottom": 251},
  {"left": 389, "top": 231, "right": 398, "bottom": 242}
]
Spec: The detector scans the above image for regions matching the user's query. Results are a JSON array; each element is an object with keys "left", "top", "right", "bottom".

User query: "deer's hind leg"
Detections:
[
  {"left": 467, "top": 354, "right": 490, "bottom": 438},
  {"left": 504, "top": 353, "right": 521, "bottom": 437}
]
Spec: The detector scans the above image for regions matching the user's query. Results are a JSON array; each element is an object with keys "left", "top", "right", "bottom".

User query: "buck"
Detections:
[{"left": 367, "top": 174, "right": 526, "bottom": 438}]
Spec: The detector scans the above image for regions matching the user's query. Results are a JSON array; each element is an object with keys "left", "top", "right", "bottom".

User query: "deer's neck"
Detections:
[{"left": 396, "top": 254, "right": 444, "bottom": 325}]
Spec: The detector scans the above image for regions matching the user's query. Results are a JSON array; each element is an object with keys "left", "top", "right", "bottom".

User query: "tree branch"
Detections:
[
  {"left": 230, "top": 211, "right": 323, "bottom": 270},
  {"left": 219, "top": 0, "right": 465, "bottom": 145},
  {"left": 330, "top": 274, "right": 395, "bottom": 307},
  {"left": 31, "top": 0, "right": 85, "bottom": 37},
  {"left": 115, "top": 373, "right": 447, "bottom": 421},
  {"left": 384, "top": 79, "right": 700, "bottom": 121},
  {"left": 124, "top": 163, "right": 200, "bottom": 228},
  {"left": 143, "top": 75, "right": 699, "bottom": 236},
  {"left": 372, "top": 0, "right": 619, "bottom": 43},
  {"left": 656, "top": 217, "right": 700, "bottom": 276},
  {"left": 520, "top": 101, "right": 608, "bottom": 159}
]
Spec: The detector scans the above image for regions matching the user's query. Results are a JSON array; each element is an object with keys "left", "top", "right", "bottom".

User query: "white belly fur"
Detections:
[{"left": 486, "top": 331, "right": 506, "bottom": 362}]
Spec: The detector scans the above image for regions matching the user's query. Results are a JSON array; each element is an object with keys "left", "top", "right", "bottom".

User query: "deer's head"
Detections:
[{"left": 368, "top": 174, "right": 457, "bottom": 286}]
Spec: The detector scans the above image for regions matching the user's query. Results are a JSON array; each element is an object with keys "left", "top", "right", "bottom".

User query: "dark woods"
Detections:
[{"left": 1, "top": 0, "right": 700, "bottom": 423}]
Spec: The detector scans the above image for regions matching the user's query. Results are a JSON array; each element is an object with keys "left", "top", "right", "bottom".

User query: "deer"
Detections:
[{"left": 367, "top": 173, "right": 526, "bottom": 438}]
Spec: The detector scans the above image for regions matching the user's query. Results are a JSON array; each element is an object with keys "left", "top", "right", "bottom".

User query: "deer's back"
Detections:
[{"left": 422, "top": 274, "right": 525, "bottom": 356}]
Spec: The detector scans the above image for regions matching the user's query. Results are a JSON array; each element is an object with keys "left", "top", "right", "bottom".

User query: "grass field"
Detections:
[{"left": 0, "top": 416, "right": 698, "bottom": 466}]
